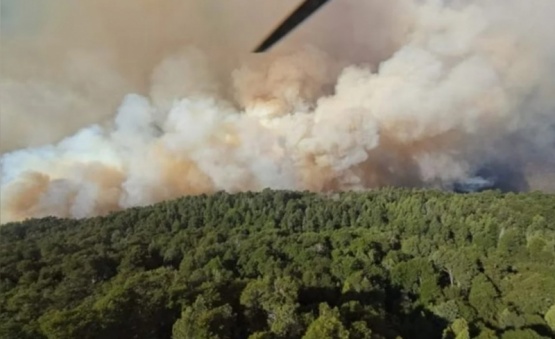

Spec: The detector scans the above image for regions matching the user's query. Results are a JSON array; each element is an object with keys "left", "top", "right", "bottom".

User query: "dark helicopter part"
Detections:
[{"left": 254, "top": 0, "right": 332, "bottom": 53}]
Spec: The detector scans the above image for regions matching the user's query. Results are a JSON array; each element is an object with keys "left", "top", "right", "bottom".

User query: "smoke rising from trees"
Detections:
[{"left": 1, "top": 0, "right": 554, "bottom": 223}]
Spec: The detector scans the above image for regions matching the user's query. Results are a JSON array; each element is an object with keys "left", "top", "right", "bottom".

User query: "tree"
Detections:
[
  {"left": 545, "top": 304, "right": 555, "bottom": 331},
  {"left": 442, "top": 318, "right": 470, "bottom": 339},
  {"left": 302, "top": 303, "right": 349, "bottom": 339},
  {"left": 468, "top": 274, "right": 499, "bottom": 324},
  {"left": 240, "top": 276, "right": 301, "bottom": 337},
  {"left": 172, "top": 295, "right": 235, "bottom": 339},
  {"left": 432, "top": 247, "right": 478, "bottom": 290},
  {"left": 38, "top": 303, "right": 99, "bottom": 339}
]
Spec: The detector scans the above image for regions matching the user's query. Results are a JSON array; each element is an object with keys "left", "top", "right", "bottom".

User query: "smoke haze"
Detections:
[{"left": 1, "top": 0, "right": 554, "bottom": 223}]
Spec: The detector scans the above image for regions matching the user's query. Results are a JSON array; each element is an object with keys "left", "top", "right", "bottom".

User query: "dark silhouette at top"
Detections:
[{"left": 254, "top": 0, "right": 331, "bottom": 52}]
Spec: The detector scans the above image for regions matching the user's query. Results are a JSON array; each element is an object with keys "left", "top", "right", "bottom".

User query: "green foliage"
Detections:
[
  {"left": 240, "top": 276, "right": 301, "bottom": 337},
  {"left": 468, "top": 274, "right": 499, "bottom": 324},
  {"left": 302, "top": 303, "right": 349, "bottom": 339},
  {"left": 172, "top": 295, "right": 235, "bottom": 339},
  {"left": 545, "top": 304, "right": 555, "bottom": 331},
  {"left": 1, "top": 189, "right": 554, "bottom": 338},
  {"left": 442, "top": 318, "right": 470, "bottom": 339},
  {"left": 501, "top": 328, "right": 549, "bottom": 339},
  {"left": 38, "top": 302, "right": 98, "bottom": 339}
]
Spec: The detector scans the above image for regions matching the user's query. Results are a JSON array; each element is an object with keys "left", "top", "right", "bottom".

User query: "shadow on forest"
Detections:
[{"left": 298, "top": 285, "right": 448, "bottom": 339}]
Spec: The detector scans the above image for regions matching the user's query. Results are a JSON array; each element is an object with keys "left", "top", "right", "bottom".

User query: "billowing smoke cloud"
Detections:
[{"left": 1, "top": 0, "right": 554, "bottom": 223}]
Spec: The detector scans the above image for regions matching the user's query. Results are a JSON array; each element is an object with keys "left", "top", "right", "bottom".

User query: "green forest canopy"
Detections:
[{"left": 1, "top": 188, "right": 554, "bottom": 339}]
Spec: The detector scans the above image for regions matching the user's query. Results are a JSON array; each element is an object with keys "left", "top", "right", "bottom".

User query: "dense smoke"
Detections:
[{"left": 1, "top": 0, "right": 554, "bottom": 223}]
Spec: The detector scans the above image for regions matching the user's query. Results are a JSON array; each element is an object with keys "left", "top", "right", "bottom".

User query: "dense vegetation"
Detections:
[{"left": 1, "top": 188, "right": 555, "bottom": 339}]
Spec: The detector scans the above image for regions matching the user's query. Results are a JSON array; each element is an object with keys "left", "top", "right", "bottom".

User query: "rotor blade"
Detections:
[{"left": 254, "top": 0, "right": 331, "bottom": 53}]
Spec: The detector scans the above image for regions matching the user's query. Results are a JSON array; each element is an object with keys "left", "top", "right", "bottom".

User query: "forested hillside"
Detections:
[{"left": 1, "top": 189, "right": 554, "bottom": 339}]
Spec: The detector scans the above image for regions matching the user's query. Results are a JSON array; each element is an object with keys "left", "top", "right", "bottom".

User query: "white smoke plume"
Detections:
[{"left": 1, "top": 0, "right": 554, "bottom": 223}]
